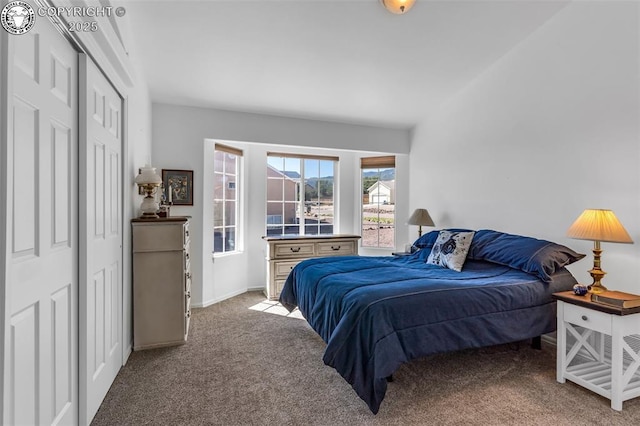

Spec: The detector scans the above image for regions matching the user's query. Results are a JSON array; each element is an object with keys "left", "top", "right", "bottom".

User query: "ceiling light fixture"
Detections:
[{"left": 380, "top": 0, "right": 416, "bottom": 15}]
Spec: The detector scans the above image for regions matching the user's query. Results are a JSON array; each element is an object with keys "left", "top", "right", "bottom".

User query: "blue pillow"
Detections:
[
  {"left": 413, "top": 228, "right": 473, "bottom": 249},
  {"left": 468, "top": 229, "right": 585, "bottom": 282}
]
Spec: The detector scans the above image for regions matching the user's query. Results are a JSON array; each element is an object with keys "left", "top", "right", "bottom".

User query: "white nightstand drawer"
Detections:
[{"left": 564, "top": 303, "right": 612, "bottom": 335}]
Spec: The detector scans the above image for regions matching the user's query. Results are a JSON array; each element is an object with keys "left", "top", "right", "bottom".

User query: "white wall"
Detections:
[
  {"left": 152, "top": 104, "right": 411, "bottom": 306},
  {"left": 409, "top": 1, "right": 640, "bottom": 292}
]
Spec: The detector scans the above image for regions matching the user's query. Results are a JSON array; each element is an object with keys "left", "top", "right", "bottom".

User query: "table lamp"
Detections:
[
  {"left": 408, "top": 208, "right": 435, "bottom": 238},
  {"left": 566, "top": 209, "right": 633, "bottom": 294}
]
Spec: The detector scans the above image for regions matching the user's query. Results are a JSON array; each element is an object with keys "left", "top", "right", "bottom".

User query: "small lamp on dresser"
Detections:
[
  {"left": 134, "top": 165, "right": 163, "bottom": 219},
  {"left": 407, "top": 208, "right": 435, "bottom": 238},
  {"left": 566, "top": 208, "right": 634, "bottom": 294}
]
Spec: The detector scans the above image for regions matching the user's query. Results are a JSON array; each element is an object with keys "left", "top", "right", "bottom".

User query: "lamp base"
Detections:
[
  {"left": 139, "top": 194, "right": 159, "bottom": 219},
  {"left": 140, "top": 211, "right": 159, "bottom": 219},
  {"left": 587, "top": 267, "right": 607, "bottom": 294}
]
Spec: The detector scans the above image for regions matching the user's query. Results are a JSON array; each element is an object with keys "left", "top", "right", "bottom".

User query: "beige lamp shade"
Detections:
[
  {"left": 408, "top": 208, "right": 435, "bottom": 227},
  {"left": 566, "top": 209, "right": 633, "bottom": 244},
  {"left": 380, "top": 0, "right": 416, "bottom": 14}
]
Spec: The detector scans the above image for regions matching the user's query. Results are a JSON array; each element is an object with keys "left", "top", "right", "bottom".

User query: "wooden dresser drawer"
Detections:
[
  {"left": 273, "top": 242, "right": 315, "bottom": 259},
  {"left": 317, "top": 240, "right": 356, "bottom": 256},
  {"left": 274, "top": 260, "right": 302, "bottom": 277}
]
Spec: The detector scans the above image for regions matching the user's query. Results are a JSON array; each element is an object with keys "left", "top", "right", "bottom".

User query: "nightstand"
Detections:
[{"left": 553, "top": 291, "right": 640, "bottom": 410}]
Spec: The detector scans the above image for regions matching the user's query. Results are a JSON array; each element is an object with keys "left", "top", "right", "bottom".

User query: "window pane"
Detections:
[
  {"left": 320, "top": 225, "right": 333, "bottom": 235},
  {"left": 213, "top": 201, "right": 224, "bottom": 227},
  {"left": 214, "top": 151, "right": 225, "bottom": 173},
  {"left": 225, "top": 228, "right": 236, "bottom": 251},
  {"left": 267, "top": 156, "right": 282, "bottom": 169},
  {"left": 266, "top": 225, "right": 282, "bottom": 236},
  {"left": 226, "top": 153, "right": 237, "bottom": 174},
  {"left": 304, "top": 159, "right": 319, "bottom": 179},
  {"left": 283, "top": 202, "right": 297, "bottom": 225},
  {"left": 214, "top": 173, "right": 224, "bottom": 200},
  {"left": 214, "top": 227, "right": 224, "bottom": 252},
  {"left": 226, "top": 201, "right": 236, "bottom": 226},
  {"left": 284, "top": 158, "right": 299, "bottom": 177},
  {"left": 266, "top": 202, "right": 284, "bottom": 224},
  {"left": 266, "top": 178, "right": 284, "bottom": 202}
]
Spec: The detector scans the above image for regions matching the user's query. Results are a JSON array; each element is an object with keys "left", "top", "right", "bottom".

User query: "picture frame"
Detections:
[{"left": 162, "top": 169, "right": 194, "bottom": 206}]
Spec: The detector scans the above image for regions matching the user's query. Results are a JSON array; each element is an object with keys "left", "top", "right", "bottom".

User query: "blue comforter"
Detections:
[{"left": 279, "top": 253, "right": 577, "bottom": 413}]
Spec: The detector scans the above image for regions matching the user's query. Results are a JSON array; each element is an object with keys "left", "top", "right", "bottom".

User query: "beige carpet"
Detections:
[{"left": 91, "top": 291, "right": 640, "bottom": 425}]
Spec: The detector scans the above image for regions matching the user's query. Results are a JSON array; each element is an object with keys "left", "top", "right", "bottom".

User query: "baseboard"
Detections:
[
  {"left": 192, "top": 287, "right": 251, "bottom": 308},
  {"left": 122, "top": 343, "right": 132, "bottom": 365},
  {"left": 542, "top": 333, "right": 557, "bottom": 347}
]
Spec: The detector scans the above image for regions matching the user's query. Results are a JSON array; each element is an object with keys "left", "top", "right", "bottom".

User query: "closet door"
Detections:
[
  {"left": 4, "top": 9, "right": 78, "bottom": 426},
  {"left": 79, "top": 54, "right": 124, "bottom": 425}
]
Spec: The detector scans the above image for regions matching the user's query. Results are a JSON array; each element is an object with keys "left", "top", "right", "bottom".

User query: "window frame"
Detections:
[
  {"left": 213, "top": 143, "right": 242, "bottom": 255},
  {"left": 360, "top": 156, "right": 396, "bottom": 249},
  {"left": 266, "top": 152, "right": 338, "bottom": 237}
]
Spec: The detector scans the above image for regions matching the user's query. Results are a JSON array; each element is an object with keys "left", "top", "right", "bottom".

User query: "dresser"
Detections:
[
  {"left": 262, "top": 234, "right": 360, "bottom": 300},
  {"left": 132, "top": 217, "right": 191, "bottom": 350}
]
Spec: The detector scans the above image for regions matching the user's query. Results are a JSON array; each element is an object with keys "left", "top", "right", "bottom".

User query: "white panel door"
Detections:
[
  {"left": 5, "top": 9, "right": 78, "bottom": 426},
  {"left": 79, "top": 54, "right": 123, "bottom": 425}
]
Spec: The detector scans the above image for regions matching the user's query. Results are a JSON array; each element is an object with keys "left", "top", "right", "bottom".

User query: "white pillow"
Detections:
[{"left": 426, "top": 230, "right": 475, "bottom": 272}]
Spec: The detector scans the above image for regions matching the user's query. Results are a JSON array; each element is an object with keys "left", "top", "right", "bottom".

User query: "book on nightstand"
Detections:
[{"left": 591, "top": 291, "right": 640, "bottom": 309}]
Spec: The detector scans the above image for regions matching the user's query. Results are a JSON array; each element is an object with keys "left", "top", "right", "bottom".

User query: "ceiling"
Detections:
[{"left": 125, "top": 0, "right": 569, "bottom": 129}]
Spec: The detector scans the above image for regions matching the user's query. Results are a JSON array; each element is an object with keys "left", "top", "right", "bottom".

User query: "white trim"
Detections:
[
  {"left": 192, "top": 288, "right": 250, "bottom": 309},
  {"left": 542, "top": 333, "right": 557, "bottom": 347},
  {"left": 0, "top": 24, "right": 9, "bottom": 423}
]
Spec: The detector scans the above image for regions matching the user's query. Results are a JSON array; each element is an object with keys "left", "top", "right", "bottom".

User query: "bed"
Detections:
[{"left": 279, "top": 229, "right": 584, "bottom": 413}]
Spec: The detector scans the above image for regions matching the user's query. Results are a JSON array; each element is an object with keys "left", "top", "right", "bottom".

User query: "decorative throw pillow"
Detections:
[{"left": 426, "top": 230, "right": 475, "bottom": 272}]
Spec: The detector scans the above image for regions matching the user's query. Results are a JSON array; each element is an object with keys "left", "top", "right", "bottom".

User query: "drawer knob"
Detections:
[
  {"left": 290, "top": 247, "right": 301, "bottom": 253},
  {"left": 331, "top": 245, "right": 341, "bottom": 251},
  {"left": 581, "top": 315, "right": 588, "bottom": 321}
]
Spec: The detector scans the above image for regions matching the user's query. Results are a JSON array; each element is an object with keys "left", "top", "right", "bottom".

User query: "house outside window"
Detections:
[
  {"left": 214, "top": 143, "right": 242, "bottom": 253},
  {"left": 266, "top": 153, "right": 337, "bottom": 236},
  {"left": 361, "top": 156, "right": 395, "bottom": 248}
]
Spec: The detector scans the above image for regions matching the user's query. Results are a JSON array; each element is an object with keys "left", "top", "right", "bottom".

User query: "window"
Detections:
[
  {"left": 361, "top": 156, "right": 395, "bottom": 248},
  {"left": 266, "top": 153, "right": 337, "bottom": 236},
  {"left": 214, "top": 143, "right": 242, "bottom": 254}
]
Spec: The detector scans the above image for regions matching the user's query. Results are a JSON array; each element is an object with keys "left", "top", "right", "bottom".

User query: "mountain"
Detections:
[{"left": 362, "top": 169, "right": 395, "bottom": 181}]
